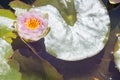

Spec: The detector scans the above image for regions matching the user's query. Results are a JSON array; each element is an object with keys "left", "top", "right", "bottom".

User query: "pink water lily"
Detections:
[
  {"left": 16, "top": 9, "right": 49, "bottom": 41},
  {"left": 109, "top": 0, "right": 120, "bottom": 4}
]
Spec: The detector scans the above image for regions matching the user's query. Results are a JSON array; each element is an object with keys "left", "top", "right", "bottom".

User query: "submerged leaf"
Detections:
[
  {"left": 0, "top": 26, "right": 17, "bottom": 43},
  {"left": 13, "top": 50, "right": 63, "bottom": 80}
]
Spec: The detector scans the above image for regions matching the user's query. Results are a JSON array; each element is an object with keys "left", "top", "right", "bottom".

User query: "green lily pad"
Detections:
[
  {"left": 0, "top": 9, "right": 16, "bottom": 20},
  {"left": 0, "top": 60, "right": 21, "bottom": 80},
  {"left": 0, "top": 38, "right": 13, "bottom": 59},
  {"left": 0, "top": 39, "right": 21, "bottom": 80},
  {"left": 0, "top": 26, "right": 17, "bottom": 44},
  {"left": 9, "top": 1, "right": 31, "bottom": 10},
  {"left": 0, "top": 9, "right": 15, "bottom": 30}
]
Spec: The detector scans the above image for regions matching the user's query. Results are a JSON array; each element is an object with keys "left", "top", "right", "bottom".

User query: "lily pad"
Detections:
[
  {"left": 0, "top": 9, "right": 16, "bottom": 30},
  {"left": 0, "top": 60, "right": 21, "bottom": 80},
  {"left": 13, "top": 50, "right": 63, "bottom": 80},
  {"left": 9, "top": 1, "right": 31, "bottom": 10},
  {"left": 9, "top": 1, "right": 31, "bottom": 16},
  {"left": 0, "top": 38, "right": 13, "bottom": 59},
  {"left": 0, "top": 26, "right": 17, "bottom": 43},
  {"left": 0, "top": 9, "right": 16, "bottom": 20},
  {"left": 0, "top": 39, "right": 21, "bottom": 80},
  {"left": 32, "top": 0, "right": 110, "bottom": 61}
]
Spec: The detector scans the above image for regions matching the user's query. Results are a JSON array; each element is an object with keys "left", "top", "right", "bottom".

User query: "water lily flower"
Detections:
[
  {"left": 16, "top": 9, "right": 49, "bottom": 41},
  {"left": 109, "top": 0, "right": 120, "bottom": 4}
]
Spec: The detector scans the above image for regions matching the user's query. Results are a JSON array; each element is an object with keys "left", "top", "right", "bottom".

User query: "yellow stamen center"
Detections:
[{"left": 25, "top": 18, "right": 40, "bottom": 30}]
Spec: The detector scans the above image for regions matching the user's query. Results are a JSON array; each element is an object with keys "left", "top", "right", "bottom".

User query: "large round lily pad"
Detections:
[{"left": 34, "top": 0, "right": 110, "bottom": 61}]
